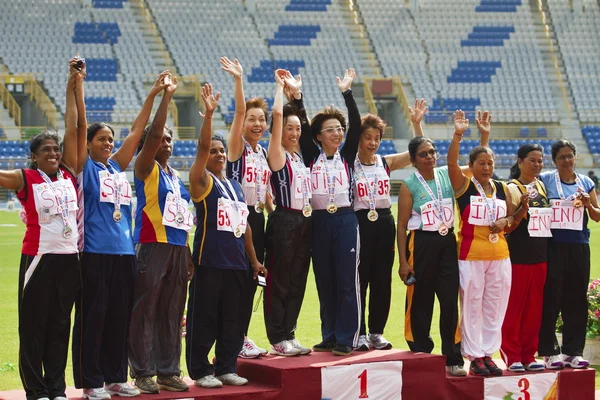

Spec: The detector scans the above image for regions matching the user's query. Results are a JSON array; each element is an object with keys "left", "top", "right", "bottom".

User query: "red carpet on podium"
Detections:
[{"left": 0, "top": 350, "right": 595, "bottom": 399}]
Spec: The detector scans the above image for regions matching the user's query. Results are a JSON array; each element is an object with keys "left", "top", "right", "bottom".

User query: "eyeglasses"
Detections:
[
  {"left": 417, "top": 149, "right": 438, "bottom": 158},
  {"left": 320, "top": 126, "right": 345, "bottom": 134},
  {"left": 556, "top": 154, "right": 575, "bottom": 161}
]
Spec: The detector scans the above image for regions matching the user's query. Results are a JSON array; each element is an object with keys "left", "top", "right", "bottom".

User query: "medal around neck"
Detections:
[
  {"left": 234, "top": 226, "right": 243, "bottom": 238},
  {"left": 113, "top": 209, "right": 122, "bottom": 223},
  {"left": 489, "top": 232, "right": 499, "bottom": 244},
  {"left": 62, "top": 225, "right": 73, "bottom": 239},
  {"left": 254, "top": 202, "right": 264, "bottom": 213},
  {"left": 176, "top": 212, "right": 185, "bottom": 225},
  {"left": 326, "top": 202, "right": 338, "bottom": 214},
  {"left": 367, "top": 209, "right": 379, "bottom": 222},
  {"left": 302, "top": 204, "right": 312, "bottom": 218},
  {"left": 438, "top": 223, "right": 449, "bottom": 236},
  {"left": 527, "top": 183, "right": 538, "bottom": 199}
]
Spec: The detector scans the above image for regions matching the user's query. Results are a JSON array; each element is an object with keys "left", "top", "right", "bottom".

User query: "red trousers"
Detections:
[{"left": 500, "top": 262, "right": 547, "bottom": 365}]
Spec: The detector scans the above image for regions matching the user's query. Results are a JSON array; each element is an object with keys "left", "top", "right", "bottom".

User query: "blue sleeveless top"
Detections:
[{"left": 81, "top": 157, "right": 135, "bottom": 255}]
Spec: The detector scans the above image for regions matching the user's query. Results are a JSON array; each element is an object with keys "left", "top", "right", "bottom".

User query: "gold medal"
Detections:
[
  {"left": 254, "top": 202, "right": 264, "bottom": 213},
  {"left": 234, "top": 226, "right": 243, "bottom": 238},
  {"left": 489, "top": 232, "right": 499, "bottom": 243},
  {"left": 62, "top": 225, "right": 72, "bottom": 239},
  {"left": 302, "top": 204, "right": 312, "bottom": 218},
  {"left": 113, "top": 209, "right": 122, "bottom": 223},
  {"left": 176, "top": 212, "right": 184, "bottom": 225},
  {"left": 573, "top": 198, "right": 583, "bottom": 208},
  {"left": 326, "top": 203, "right": 338, "bottom": 214},
  {"left": 367, "top": 210, "right": 379, "bottom": 222},
  {"left": 438, "top": 223, "right": 449, "bottom": 236}
]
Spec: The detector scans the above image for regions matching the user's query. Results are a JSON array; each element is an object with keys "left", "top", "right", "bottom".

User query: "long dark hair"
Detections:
[
  {"left": 29, "top": 130, "right": 61, "bottom": 169},
  {"left": 509, "top": 144, "right": 544, "bottom": 179}
]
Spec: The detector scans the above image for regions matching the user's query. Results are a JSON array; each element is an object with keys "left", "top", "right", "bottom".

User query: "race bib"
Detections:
[
  {"left": 311, "top": 165, "right": 349, "bottom": 195},
  {"left": 162, "top": 193, "right": 194, "bottom": 232},
  {"left": 355, "top": 176, "right": 390, "bottom": 201},
  {"left": 32, "top": 180, "right": 78, "bottom": 216},
  {"left": 550, "top": 199, "right": 585, "bottom": 231},
  {"left": 468, "top": 196, "right": 507, "bottom": 226},
  {"left": 294, "top": 168, "right": 313, "bottom": 200},
  {"left": 216, "top": 198, "right": 249, "bottom": 235},
  {"left": 99, "top": 170, "right": 132, "bottom": 205},
  {"left": 420, "top": 199, "right": 454, "bottom": 231},
  {"left": 242, "top": 164, "right": 271, "bottom": 188},
  {"left": 527, "top": 208, "right": 553, "bottom": 237}
]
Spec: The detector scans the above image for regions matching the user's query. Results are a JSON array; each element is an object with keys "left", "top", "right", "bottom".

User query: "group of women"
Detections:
[{"left": 1, "top": 56, "right": 599, "bottom": 399}]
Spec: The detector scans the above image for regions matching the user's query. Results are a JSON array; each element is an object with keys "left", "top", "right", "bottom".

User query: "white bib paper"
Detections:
[
  {"left": 550, "top": 199, "right": 585, "bottom": 231},
  {"left": 468, "top": 196, "right": 507, "bottom": 226},
  {"left": 99, "top": 170, "right": 132, "bottom": 205},
  {"left": 420, "top": 199, "right": 454, "bottom": 231},
  {"left": 527, "top": 208, "right": 553, "bottom": 237},
  {"left": 162, "top": 193, "right": 194, "bottom": 232},
  {"left": 33, "top": 180, "right": 78, "bottom": 216},
  {"left": 216, "top": 198, "right": 249, "bottom": 235}
]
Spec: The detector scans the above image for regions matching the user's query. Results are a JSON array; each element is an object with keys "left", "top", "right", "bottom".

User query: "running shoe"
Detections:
[
  {"left": 368, "top": 333, "right": 392, "bottom": 350},
  {"left": 563, "top": 355, "right": 589, "bottom": 369},
  {"left": 270, "top": 340, "right": 301, "bottom": 356},
  {"left": 104, "top": 382, "right": 140, "bottom": 397},
  {"left": 134, "top": 376, "right": 159, "bottom": 394},
  {"left": 289, "top": 339, "right": 312, "bottom": 355},
  {"left": 216, "top": 373, "right": 248, "bottom": 386},
  {"left": 83, "top": 388, "right": 111, "bottom": 400},
  {"left": 157, "top": 375, "right": 188, "bottom": 392},
  {"left": 507, "top": 362, "right": 526, "bottom": 372},
  {"left": 445, "top": 365, "right": 467, "bottom": 376},
  {"left": 483, "top": 356, "right": 503, "bottom": 376},
  {"left": 469, "top": 358, "right": 490, "bottom": 376},
  {"left": 544, "top": 355, "right": 565, "bottom": 370},
  {"left": 524, "top": 361, "right": 545, "bottom": 372},
  {"left": 354, "top": 335, "right": 371, "bottom": 351},
  {"left": 194, "top": 375, "right": 223, "bottom": 388}
]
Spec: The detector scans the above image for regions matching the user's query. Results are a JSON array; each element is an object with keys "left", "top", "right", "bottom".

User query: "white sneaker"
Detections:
[
  {"left": 239, "top": 338, "right": 261, "bottom": 359},
  {"left": 38, "top": 398, "right": 51, "bottom": 400},
  {"left": 368, "top": 333, "right": 392, "bottom": 350},
  {"left": 53, "top": 397, "right": 68, "bottom": 400},
  {"left": 104, "top": 382, "right": 140, "bottom": 397},
  {"left": 445, "top": 365, "right": 467, "bottom": 376},
  {"left": 245, "top": 337, "right": 268, "bottom": 356},
  {"left": 194, "top": 375, "right": 223, "bottom": 388},
  {"left": 354, "top": 335, "right": 371, "bottom": 351},
  {"left": 543, "top": 355, "right": 565, "bottom": 370},
  {"left": 507, "top": 362, "right": 526, "bottom": 372},
  {"left": 83, "top": 388, "right": 111, "bottom": 400},
  {"left": 564, "top": 355, "right": 590, "bottom": 369},
  {"left": 216, "top": 373, "right": 248, "bottom": 386},
  {"left": 289, "top": 339, "right": 312, "bottom": 355},
  {"left": 524, "top": 361, "right": 545, "bottom": 371},
  {"left": 270, "top": 340, "right": 301, "bottom": 356}
]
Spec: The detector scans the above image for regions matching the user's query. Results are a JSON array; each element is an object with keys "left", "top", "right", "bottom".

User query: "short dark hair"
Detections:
[
  {"left": 551, "top": 139, "right": 576, "bottom": 162},
  {"left": 509, "top": 144, "right": 544, "bottom": 179},
  {"left": 360, "top": 113, "right": 386, "bottom": 140},
  {"left": 269, "top": 102, "right": 300, "bottom": 133},
  {"left": 137, "top": 125, "right": 174, "bottom": 153},
  {"left": 408, "top": 136, "right": 435, "bottom": 162},
  {"left": 29, "top": 129, "right": 61, "bottom": 168},
  {"left": 469, "top": 146, "right": 495, "bottom": 165},
  {"left": 211, "top": 134, "right": 227, "bottom": 151},
  {"left": 310, "top": 105, "right": 347, "bottom": 145},
  {"left": 87, "top": 122, "right": 115, "bottom": 142}
]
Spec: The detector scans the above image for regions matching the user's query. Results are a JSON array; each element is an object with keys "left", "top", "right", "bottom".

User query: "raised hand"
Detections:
[
  {"left": 200, "top": 83, "right": 221, "bottom": 116},
  {"left": 220, "top": 57, "right": 243, "bottom": 78},
  {"left": 282, "top": 70, "right": 302, "bottom": 93},
  {"left": 149, "top": 70, "right": 171, "bottom": 97},
  {"left": 336, "top": 68, "right": 356, "bottom": 92},
  {"left": 409, "top": 98, "right": 428, "bottom": 124},
  {"left": 69, "top": 54, "right": 86, "bottom": 81},
  {"left": 453, "top": 109, "right": 469, "bottom": 135},
  {"left": 476, "top": 110, "right": 492, "bottom": 136},
  {"left": 165, "top": 75, "right": 178, "bottom": 94},
  {"left": 274, "top": 69, "right": 285, "bottom": 86}
]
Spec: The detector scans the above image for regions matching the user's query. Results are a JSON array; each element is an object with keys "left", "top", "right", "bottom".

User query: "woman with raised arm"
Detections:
[
  {"left": 221, "top": 57, "right": 271, "bottom": 358},
  {"left": 71, "top": 71, "right": 171, "bottom": 400},
  {"left": 538, "top": 140, "right": 600, "bottom": 370},
  {"left": 353, "top": 100, "right": 427, "bottom": 352},
  {"left": 447, "top": 110, "right": 514, "bottom": 377},
  {"left": 186, "top": 83, "right": 267, "bottom": 389},
  {"left": 0, "top": 57, "right": 83, "bottom": 400},
  {"left": 262, "top": 70, "right": 312, "bottom": 357},
  {"left": 298, "top": 68, "right": 360, "bottom": 356},
  {"left": 500, "top": 144, "right": 550, "bottom": 373},
  {"left": 128, "top": 77, "right": 193, "bottom": 394},
  {"left": 396, "top": 110, "right": 490, "bottom": 377}
]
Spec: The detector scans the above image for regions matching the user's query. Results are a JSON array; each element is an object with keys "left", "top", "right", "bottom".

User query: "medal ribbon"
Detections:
[
  {"left": 287, "top": 151, "right": 310, "bottom": 210},
  {"left": 554, "top": 170, "right": 584, "bottom": 200},
  {"left": 354, "top": 156, "right": 381, "bottom": 213},
  {"left": 415, "top": 169, "right": 446, "bottom": 227},
  {"left": 37, "top": 168, "right": 71, "bottom": 230},
  {"left": 96, "top": 160, "right": 121, "bottom": 214},
  {"left": 164, "top": 164, "right": 182, "bottom": 217},
  {"left": 318, "top": 149, "right": 342, "bottom": 207},
  {"left": 245, "top": 141, "right": 266, "bottom": 206},
  {"left": 471, "top": 177, "right": 497, "bottom": 226}
]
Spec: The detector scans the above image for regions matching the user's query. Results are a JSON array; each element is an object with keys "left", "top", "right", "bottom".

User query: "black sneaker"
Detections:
[
  {"left": 483, "top": 356, "right": 503, "bottom": 376},
  {"left": 332, "top": 344, "right": 353, "bottom": 356},
  {"left": 312, "top": 341, "right": 336, "bottom": 352},
  {"left": 469, "top": 358, "right": 490, "bottom": 376}
]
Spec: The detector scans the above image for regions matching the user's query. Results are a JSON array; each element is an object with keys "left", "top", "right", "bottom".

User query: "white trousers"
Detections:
[{"left": 459, "top": 258, "right": 512, "bottom": 360}]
